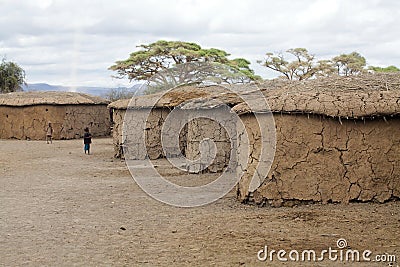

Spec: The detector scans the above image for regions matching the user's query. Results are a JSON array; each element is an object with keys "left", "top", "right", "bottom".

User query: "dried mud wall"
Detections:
[
  {"left": 112, "top": 107, "right": 233, "bottom": 170},
  {"left": 112, "top": 108, "right": 172, "bottom": 159},
  {"left": 112, "top": 108, "right": 126, "bottom": 158},
  {"left": 0, "top": 104, "right": 110, "bottom": 140},
  {"left": 238, "top": 113, "right": 400, "bottom": 206},
  {"left": 186, "top": 117, "right": 231, "bottom": 172},
  {"left": 185, "top": 108, "right": 236, "bottom": 173}
]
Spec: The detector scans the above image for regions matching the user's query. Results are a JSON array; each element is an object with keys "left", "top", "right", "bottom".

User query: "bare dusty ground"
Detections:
[{"left": 0, "top": 138, "right": 399, "bottom": 266}]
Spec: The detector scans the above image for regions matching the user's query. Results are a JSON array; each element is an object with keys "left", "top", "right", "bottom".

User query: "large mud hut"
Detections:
[
  {"left": 236, "top": 73, "right": 400, "bottom": 206},
  {"left": 109, "top": 73, "right": 400, "bottom": 205},
  {"left": 0, "top": 91, "right": 111, "bottom": 140}
]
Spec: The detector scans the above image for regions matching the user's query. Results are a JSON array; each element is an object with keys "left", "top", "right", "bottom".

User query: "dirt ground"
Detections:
[{"left": 0, "top": 138, "right": 399, "bottom": 266}]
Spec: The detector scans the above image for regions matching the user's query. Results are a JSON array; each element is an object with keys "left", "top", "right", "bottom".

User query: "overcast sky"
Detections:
[{"left": 1, "top": 0, "right": 400, "bottom": 88}]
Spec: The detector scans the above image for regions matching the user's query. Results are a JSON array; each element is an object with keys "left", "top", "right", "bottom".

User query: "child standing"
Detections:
[
  {"left": 83, "top": 127, "right": 92, "bottom": 154},
  {"left": 46, "top": 122, "right": 53, "bottom": 144}
]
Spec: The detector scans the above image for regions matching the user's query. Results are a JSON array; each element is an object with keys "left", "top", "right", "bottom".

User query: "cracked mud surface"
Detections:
[
  {"left": 238, "top": 114, "right": 400, "bottom": 205},
  {"left": 1, "top": 138, "right": 399, "bottom": 266},
  {"left": 0, "top": 105, "right": 110, "bottom": 140}
]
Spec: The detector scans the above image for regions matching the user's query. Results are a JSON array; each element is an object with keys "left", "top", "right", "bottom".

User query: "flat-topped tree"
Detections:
[
  {"left": 332, "top": 52, "right": 366, "bottom": 76},
  {"left": 109, "top": 40, "right": 259, "bottom": 91},
  {"left": 259, "top": 48, "right": 370, "bottom": 80},
  {"left": 258, "top": 48, "right": 318, "bottom": 81}
]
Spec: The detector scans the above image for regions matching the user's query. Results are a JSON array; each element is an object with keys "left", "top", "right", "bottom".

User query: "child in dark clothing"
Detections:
[
  {"left": 46, "top": 122, "right": 53, "bottom": 144},
  {"left": 83, "top": 127, "right": 92, "bottom": 154}
]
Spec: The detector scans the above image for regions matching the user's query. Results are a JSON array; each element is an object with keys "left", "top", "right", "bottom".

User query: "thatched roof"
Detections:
[
  {"left": 0, "top": 91, "right": 109, "bottom": 106},
  {"left": 234, "top": 73, "right": 400, "bottom": 118},
  {"left": 108, "top": 85, "right": 237, "bottom": 109},
  {"left": 109, "top": 73, "right": 400, "bottom": 118}
]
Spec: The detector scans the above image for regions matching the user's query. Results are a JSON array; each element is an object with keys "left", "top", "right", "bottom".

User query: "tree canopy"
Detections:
[
  {"left": 257, "top": 48, "right": 319, "bottom": 81},
  {"left": 110, "top": 41, "right": 399, "bottom": 87},
  {"left": 0, "top": 58, "right": 26, "bottom": 93},
  {"left": 109, "top": 40, "right": 260, "bottom": 85},
  {"left": 259, "top": 49, "right": 369, "bottom": 80},
  {"left": 332, "top": 52, "right": 366, "bottom": 76},
  {"left": 368, "top": 65, "right": 400, "bottom": 73}
]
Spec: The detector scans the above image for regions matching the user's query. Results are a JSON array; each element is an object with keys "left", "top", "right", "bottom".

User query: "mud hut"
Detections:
[
  {"left": 109, "top": 73, "right": 400, "bottom": 205},
  {"left": 235, "top": 73, "right": 400, "bottom": 205},
  {"left": 108, "top": 85, "right": 238, "bottom": 164},
  {"left": 0, "top": 91, "right": 111, "bottom": 140}
]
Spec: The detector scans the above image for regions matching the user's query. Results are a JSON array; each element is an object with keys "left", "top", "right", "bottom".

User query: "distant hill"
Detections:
[{"left": 22, "top": 83, "right": 146, "bottom": 97}]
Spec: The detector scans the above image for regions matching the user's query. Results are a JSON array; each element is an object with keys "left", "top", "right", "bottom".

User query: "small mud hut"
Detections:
[
  {"left": 0, "top": 91, "right": 111, "bottom": 140},
  {"left": 108, "top": 85, "right": 236, "bottom": 166}
]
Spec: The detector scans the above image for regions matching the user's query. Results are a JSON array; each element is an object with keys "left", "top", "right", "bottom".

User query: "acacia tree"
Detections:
[
  {"left": 259, "top": 48, "right": 370, "bottom": 80},
  {"left": 109, "top": 40, "right": 260, "bottom": 88},
  {"left": 314, "top": 59, "right": 337, "bottom": 78},
  {"left": 227, "top": 58, "right": 260, "bottom": 81},
  {"left": 258, "top": 48, "right": 319, "bottom": 81},
  {"left": 332, "top": 52, "right": 366, "bottom": 76},
  {"left": 0, "top": 58, "right": 26, "bottom": 93}
]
